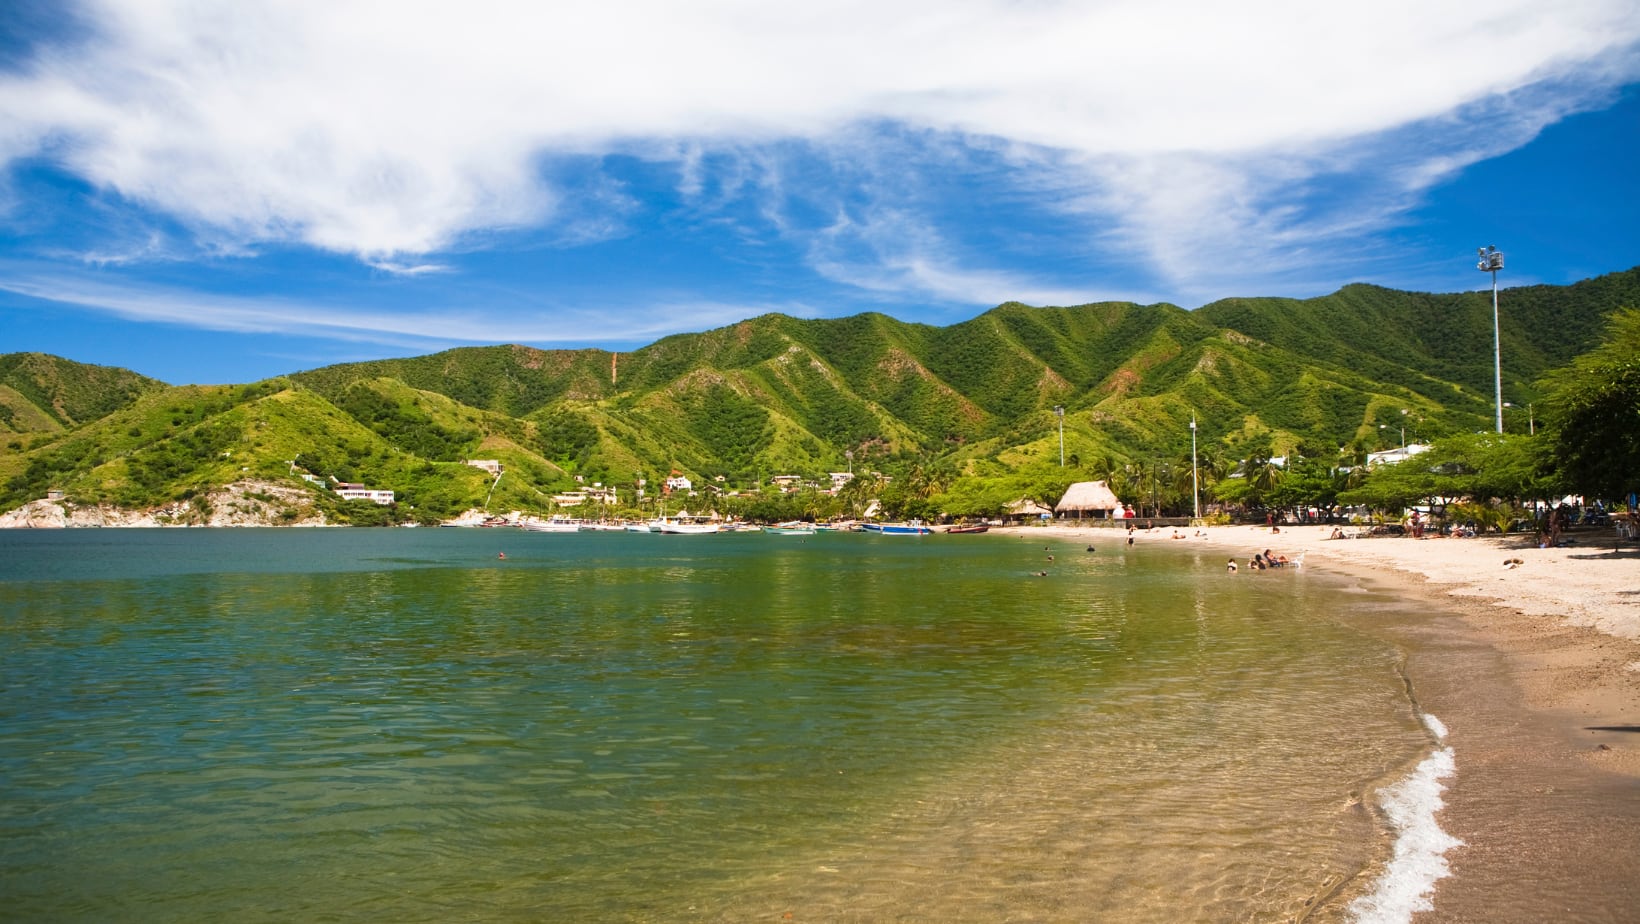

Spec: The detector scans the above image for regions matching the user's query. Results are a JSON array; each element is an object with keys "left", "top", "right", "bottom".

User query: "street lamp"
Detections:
[
  {"left": 1053, "top": 405, "right": 1065, "bottom": 467},
  {"left": 1478, "top": 245, "right": 1505, "bottom": 433},
  {"left": 1190, "top": 415, "right": 1201, "bottom": 523}
]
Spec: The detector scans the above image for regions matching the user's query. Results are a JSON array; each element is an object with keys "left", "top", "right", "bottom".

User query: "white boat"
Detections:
[
  {"left": 625, "top": 523, "right": 655, "bottom": 533},
  {"left": 764, "top": 524, "right": 816, "bottom": 536},
  {"left": 521, "top": 516, "right": 583, "bottom": 533},
  {"left": 860, "top": 520, "right": 933, "bottom": 535},
  {"left": 653, "top": 512, "right": 721, "bottom": 535}
]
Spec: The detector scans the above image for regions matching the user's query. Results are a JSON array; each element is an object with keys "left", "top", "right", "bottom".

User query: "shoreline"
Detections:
[{"left": 999, "top": 521, "right": 1640, "bottom": 920}]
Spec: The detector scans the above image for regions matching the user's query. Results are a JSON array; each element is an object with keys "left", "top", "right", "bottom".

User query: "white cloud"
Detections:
[
  {"left": 0, "top": 0, "right": 1636, "bottom": 301},
  {"left": 803, "top": 203, "right": 1116, "bottom": 308},
  {"left": 0, "top": 267, "right": 797, "bottom": 349}
]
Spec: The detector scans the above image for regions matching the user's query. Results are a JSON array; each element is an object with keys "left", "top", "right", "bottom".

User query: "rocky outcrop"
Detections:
[{"left": 0, "top": 480, "right": 330, "bottom": 528}]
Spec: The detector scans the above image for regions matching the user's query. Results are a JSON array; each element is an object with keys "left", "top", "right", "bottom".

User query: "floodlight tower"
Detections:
[{"left": 1478, "top": 246, "right": 1505, "bottom": 433}]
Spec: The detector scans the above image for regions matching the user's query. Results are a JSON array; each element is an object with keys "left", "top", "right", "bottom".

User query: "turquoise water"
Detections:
[{"left": 0, "top": 529, "right": 1431, "bottom": 921}]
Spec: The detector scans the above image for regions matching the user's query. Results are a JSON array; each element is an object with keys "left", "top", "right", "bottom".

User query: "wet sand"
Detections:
[{"left": 1000, "top": 522, "right": 1640, "bottom": 921}]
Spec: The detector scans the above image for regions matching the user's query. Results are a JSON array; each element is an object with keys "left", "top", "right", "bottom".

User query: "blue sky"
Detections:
[{"left": 2, "top": 1, "right": 1638, "bottom": 385}]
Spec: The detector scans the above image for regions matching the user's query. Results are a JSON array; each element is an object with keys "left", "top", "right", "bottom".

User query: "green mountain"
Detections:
[
  {"left": 0, "top": 352, "right": 166, "bottom": 436},
  {"left": 4, "top": 267, "right": 1635, "bottom": 521},
  {"left": 1195, "top": 268, "right": 1640, "bottom": 403}
]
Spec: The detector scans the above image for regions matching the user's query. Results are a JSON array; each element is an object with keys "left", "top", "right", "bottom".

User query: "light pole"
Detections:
[
  {"left": 1190, "top": 415, "right": 1201, "bottom": 523},
  {"left": 1478, "top": 245, "right": 1505, "bottom": 433},
  {"left": 1054, "top": 405, "right": 1065, "bottom": 467}
]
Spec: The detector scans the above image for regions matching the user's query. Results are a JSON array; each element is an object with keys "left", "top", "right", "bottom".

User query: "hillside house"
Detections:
[{"left": 334, "top": 483, "right": 395, "bottom": 505}]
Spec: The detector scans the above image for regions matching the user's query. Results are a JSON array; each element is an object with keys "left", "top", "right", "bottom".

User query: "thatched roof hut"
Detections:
[
  {"left": 1004, "top": 497, "right": 1054, "bottom": 521},
  {"left": 1055, "top": 481, "right": 1123, "bottom": 518}
]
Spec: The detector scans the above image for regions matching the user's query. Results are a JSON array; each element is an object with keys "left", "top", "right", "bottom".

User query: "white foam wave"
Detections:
[{"left": 1347, "top": 713, "right": 1463, "bottom": 924}]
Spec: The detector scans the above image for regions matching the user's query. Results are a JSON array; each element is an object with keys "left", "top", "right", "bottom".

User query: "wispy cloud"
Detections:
[
  {"left": 365, "top": 259, "right": 451, "bottom": 277},
  {"left": 0, "top": 268, "right": 790, "bottom": 348},
  {"left": 801, "top": 203, "right": 1111, "bottom": 308}
]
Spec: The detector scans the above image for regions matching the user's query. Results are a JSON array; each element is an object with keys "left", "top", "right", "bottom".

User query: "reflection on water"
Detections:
[{"left": 0, "top": 529, "right": 1427, "bottom": 921}]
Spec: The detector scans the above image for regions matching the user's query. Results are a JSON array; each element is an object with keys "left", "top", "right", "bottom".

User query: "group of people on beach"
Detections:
[{"left": 1229, "top": 549, "right": 1291, "bottom": 572}]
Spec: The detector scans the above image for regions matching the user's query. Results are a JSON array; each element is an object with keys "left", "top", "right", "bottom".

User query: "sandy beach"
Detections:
[{"left": 1000, "top": 520, "right": 1640, "bottom": 921}]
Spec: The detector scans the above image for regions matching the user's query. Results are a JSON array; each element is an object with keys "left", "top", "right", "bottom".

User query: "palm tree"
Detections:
[
  {"left": 1233, "top": 452, "right": 1286, "bottom": 516},
  {"left": 836, "top": 470, "right": 882, "bottom": 519},
  {"left": 903, "top": 453, "right": 957, "bottom": 501},
  {"left": 1337, "top": 443, "right": 1370, "bottom": 492}
]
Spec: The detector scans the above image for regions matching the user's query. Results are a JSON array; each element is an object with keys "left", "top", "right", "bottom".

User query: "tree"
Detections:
[
  {"left": 1225, "top": 451, "right": 1285, "bottom": 513},
  {"left": 1337, "top": 459, "right": 1439, "bottom": 517},
  {"left": 836, "top": 470, "right": 883, "bottom": 519},
  {"left": 1265, "top": 457, "right": 1344, "bottom": 521},
  {"left": 1538, "top": 308, "right": 1640, "bottom": 503},
  {"left": 1415, "top": 432, "right": 1553, "bottom": 504}
]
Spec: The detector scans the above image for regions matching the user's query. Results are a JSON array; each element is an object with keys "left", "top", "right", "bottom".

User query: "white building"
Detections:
[
  {"left": 1366, "top": 444, "right": 1431, "bottom": 467},
  {"left": 334, "top": 484, "right": 395, "bottom": 505},
  {"left": 553, "top": 484, "right": 618, "bottom": 507}
]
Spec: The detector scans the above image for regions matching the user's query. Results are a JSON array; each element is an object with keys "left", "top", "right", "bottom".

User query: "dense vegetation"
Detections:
[
  {"left": 1, "top": 352, "right": 165, "bottom": 434},
  {"left": 2, "top": 267, "right": 1635, "bottom": 525}
]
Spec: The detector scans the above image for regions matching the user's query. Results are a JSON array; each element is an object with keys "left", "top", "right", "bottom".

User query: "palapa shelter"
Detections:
[
  {"left": 1004, "top": 498, "right": 1054, "bottom": 522},
  {"left": 1054, "top": 481, "right": 1124, "bottom": 520}
]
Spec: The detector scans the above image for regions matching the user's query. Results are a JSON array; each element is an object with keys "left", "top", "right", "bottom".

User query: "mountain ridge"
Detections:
[{"left": 4, "top": 267, "right": 1635, "bottom": 520}]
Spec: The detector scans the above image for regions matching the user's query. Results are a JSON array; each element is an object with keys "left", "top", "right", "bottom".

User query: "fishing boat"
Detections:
[
  {"left": 521, "top": 516, "right": 582, "bottom": 533},
  {"left": 945, "top": 524, "right": 989, "bottom": 534},
  {"left": 764, "top": 522, "right": 816, "bottom": 536},
  {"left": 860, "top": 521, "right": 933, "bottom": 535},
  {"left": 653, "top": 513, "right": 721, "bottom": 535}
]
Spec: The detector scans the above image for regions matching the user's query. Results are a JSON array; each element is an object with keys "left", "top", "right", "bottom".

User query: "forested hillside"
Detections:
[
  {"left": 3, "top": 267, "right": 1635, "bottom": 522},
  {"left": 0, "top": 352, "right": 165, "bottom": 436}
]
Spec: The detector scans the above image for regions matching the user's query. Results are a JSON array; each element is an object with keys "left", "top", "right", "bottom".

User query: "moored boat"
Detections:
[
  {"left": 521, "top": 516, "right": 583, "bottom": 533},
  {"left": 653, "top": 513, "right": 721, "bottom": 535},
  {"left": 945, "top": 524, "right": 989, "bottom": 534},
  {"left": 861, "top": 521, "right": 933, "bottom": 535}
]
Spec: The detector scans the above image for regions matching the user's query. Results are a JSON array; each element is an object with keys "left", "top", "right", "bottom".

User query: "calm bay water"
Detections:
[{"left": 0, "top": 528, "right": 1434, "bottom": 922}]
